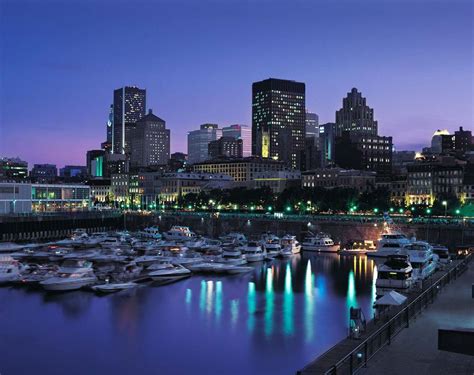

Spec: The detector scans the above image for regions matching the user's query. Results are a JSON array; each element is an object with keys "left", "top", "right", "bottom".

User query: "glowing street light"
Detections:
[{"left": 442, "top": 200, "right": 447, "bottom": 217}]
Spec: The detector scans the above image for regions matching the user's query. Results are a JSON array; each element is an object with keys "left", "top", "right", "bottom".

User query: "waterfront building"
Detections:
[
  {"left": 253, "top": 170, "right": 301, "bottom": 194},
  {"left": 335, "top": 132, "right": 392, "bottom": 178},
  {"left": 222, "top": 124, "right": 252, "bottom": 157},
  {"left": 463, "top": 163, "right": 474, "bottom": 203},
  {"left": 0, "top": 182, "right": 32, "bottom": 214},
  {"left": 86, "top": 150, "right": 106, "bottom": 178},
  {"left": 130, "top": 109, "right": 170, "bottom": 168},
  {"left": 302, "top": 167, "right": 376, "bottom": 193},
  {"left": 88, "top": 179, "right": 111, "bottom": 204},
  {"left": 31, "top": 183, "right": 90, "bottom": 212},
  {"left": 388, "top": 179, "right": 408, "bottom": 206},
  {"left": 30, "top": 164, "right": 57, "bottom": 183},
  {"left": 159, "top": 172, "right": 233, "bottom": 202},
  {"left": 192, "top": 156, "right": 285, "bottom": 182},
  {"left": 319, "top": 123, "right": 336, "bottom": 167},
  {"left": 305, "top": 111, "right": 319, "bottom": 139},
  {"left": 335, "top": 88, "right": 377, "bottom": 137},
  {"left": 107, "top": 154, "right": 129, "bottom": 175},
  {"left": 454, "top": 126, "right": 473, "bottom": 153},
  {"left": 252, "top": 78, "right": 306, "bottom": 169},
  {"left": 0, "top": 157, "right": 28, "bottom": 181},
  {"left": 208, "top": 137, "right": 243, "bottom": 159},
  {"left": 111, "top": 173, "right": 130, "bottom": 203},
  {"left": 112, "top": 86, "right": 146, "bottom": 154},
  {"left": 187, "top": 124, "right": 222, "bottom": 164}
]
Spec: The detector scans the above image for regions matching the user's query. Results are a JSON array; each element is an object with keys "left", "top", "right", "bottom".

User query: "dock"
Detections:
[{"left": 297, "top": 254, "right": 473, "bottom": 374}]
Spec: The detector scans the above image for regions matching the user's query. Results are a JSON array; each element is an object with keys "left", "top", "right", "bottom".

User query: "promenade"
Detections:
[{"left": 359, "top": 262, "right": 474, "bottom": 375}]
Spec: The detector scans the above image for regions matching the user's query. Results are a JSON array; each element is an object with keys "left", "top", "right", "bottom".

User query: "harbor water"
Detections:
[{"left": 0, "top": 254, "right": 376, "bottom": 375}]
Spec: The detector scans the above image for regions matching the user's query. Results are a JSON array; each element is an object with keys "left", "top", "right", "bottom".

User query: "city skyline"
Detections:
[{"left": 1, "top": 0, "right": 472, "bottom": 167}]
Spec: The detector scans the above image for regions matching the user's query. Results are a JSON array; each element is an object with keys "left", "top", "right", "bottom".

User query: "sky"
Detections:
[{"left": 0, "top": 0, "right": 472, "bottom": 168}]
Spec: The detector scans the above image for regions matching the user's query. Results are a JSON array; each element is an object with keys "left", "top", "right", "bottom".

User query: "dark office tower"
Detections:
[
  {"left": 112, "top": 86, "right": 146, "bottom": 154},
  {"left": 252, "top": 78, "right": 306, "bottom": 169},
  {"left": 208, "top": 137, "right": 243, "bottom": 159},
  {"left": 319, "top": 122, "right": 336, "bottom": 167},
  {"left": 454, "top": 126, "right": 472, "bottom": 153},
  {"left": 335, "top": 88, "right": 378, "bottom": 137},
  {"left": 106, "top": 104, "right": 113, "bottom": 146},
  {"left": 305, "top": 111, "right": 319, "bottom": 139},
  {"left": 130, "top": 109, "right": 170, "bottom": 167}
]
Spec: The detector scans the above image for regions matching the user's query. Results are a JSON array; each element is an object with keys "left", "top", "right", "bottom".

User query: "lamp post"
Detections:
[{"left": 442, "top": 200, "right": 447, "bottom": 217}]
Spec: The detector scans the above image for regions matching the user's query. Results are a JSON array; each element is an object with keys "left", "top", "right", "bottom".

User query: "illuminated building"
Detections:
[
  {"left": 112, "top": 86, "right": 146, "bottom": 154},
  {"left": 252, "top": 78, "right": 306, "bottom": 169},
  {"left": 30, "top": 164, "right": 57, "bottom": 183},
  {"left": 86, "top": 150, "right": 106, "bottom": 178},
  {"left": 302, "top": 168, "right": 376, "bottom": 192},
  {"left": 187, "top": 124, "right": 222, "bottom": 164},
  {"left": 222, "top": 124, "right": 252, "bottom": 157},
  {"left": 319, "top": 123, "right": 336, "bottom": 167},
  {"left": 208, "top": 137, "right": 243, "bottom": 159},
  {"left": 335, "top": 88, "right": 377, "bottom": 136},
  {"left": 305, "top": 111, "right": 319, "bottom": 139},
  {"left": 0, "top": 157, "right": 28, "bottom": 181}
]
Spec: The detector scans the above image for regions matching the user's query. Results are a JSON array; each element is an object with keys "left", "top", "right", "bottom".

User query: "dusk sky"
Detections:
[{"left": 1, "top": 0, "right": 472, "bottom": 168}]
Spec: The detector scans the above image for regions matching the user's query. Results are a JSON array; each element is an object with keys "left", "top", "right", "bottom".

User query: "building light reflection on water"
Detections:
[
  {"left": 230, "top": 299, "right": 239, "bottom": 328},
  {"left": 247, "top": 281, "right": 256, "bottom": 332},
  {"left": 265, "top": 267, "right": 274, "bottom": 337},
  {"left": 283, "top": 263, "right": 294, "bottom": 335},
  {"left": 206, "top": 280, "right": 214, "bottom": 314},
  {"left": 215, "top": 281, "right": 223, "bottom": 322},
  {"left": 304, "top": 259, "right": 315, "bottom": 343},
  {"left": 185, "top": 288, "right": 192, "bottom": 312},
  {"left": 346, "top": 270, "right": 358, "bottom": 320},
  {"left": 199, "top": 280, "right": 206, "bottom": 314}
]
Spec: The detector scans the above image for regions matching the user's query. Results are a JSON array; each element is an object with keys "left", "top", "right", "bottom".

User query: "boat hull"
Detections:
[{"left": 302, "top": 244, "right": 339, "bottom": 253}]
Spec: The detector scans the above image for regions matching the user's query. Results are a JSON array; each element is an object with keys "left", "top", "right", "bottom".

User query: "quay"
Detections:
[{"left": 297, "top": 254, "right": 473, "bottom": 374}]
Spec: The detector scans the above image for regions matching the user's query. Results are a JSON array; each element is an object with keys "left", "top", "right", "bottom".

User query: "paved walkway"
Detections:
[{"left": 359, "top": 262, "right": 474, "bottom": 375}]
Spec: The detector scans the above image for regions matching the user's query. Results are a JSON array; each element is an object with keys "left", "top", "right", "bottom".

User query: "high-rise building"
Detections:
[
  {"left": 187, "top": 124, "right": 222, "bottom": 164},
  {"left": 208, "top": 137, "right": 243, "bottom": 159},
  {"left": 222, "top": 124, "right": 252, "bottom": 157},
  {"left": 454, "top": 126, "right": 472, "bottom": 153},
  {"left": 59, "top": 165, "right": 87, "bottom": 181},
  {"left": 319, "top": 123, "right": 336, "bottom": 167},
  {"left": 130, "top": 109, "right": 170, "bottom": 167},
  {"left": 86, "top": 149, "right": 106, "bottom": 178},
  {"left": 106, "top": 104, "right": 113, "bottom": 146},
  {"left": 0, "top": 157, "right": 28, "bottom": 181},
  {"left": 252, "top": 78, "right": 306, "bottom": 169},
  {"left": 335, "top": 88, "right": 377, "bottom": 137},
  {"left": 305, "top": 111, "right": 319, "bottom": 139},
  {"left": 431, "top": 129, "right": 451, "bottom": 154},
  {"left": 30, "top": 164, "right": 57, "bottom": 183},
  {"left": 112, "top": 86, "right": 146, "bottom": 154}
]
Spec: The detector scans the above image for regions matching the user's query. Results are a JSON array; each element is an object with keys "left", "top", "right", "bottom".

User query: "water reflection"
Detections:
[
  {"left": 265, "top": 267, "right": 274, "bottom": 337},
  {"left": 304, "top": 260, "right": 315, "bottom": 342},
  {"left": 283, "top": 263, "right": 294, "bottom": 335}
]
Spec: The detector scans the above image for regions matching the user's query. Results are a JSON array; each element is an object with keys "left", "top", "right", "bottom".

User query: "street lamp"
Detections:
[{"left": 442, "top": 200, "right": 447, "bottom": 217}]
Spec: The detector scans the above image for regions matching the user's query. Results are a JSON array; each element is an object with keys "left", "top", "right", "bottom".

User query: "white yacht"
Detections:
[
  {"left": 369, "top": 230, "right": 412, "bottom": 258},
  {"left": 139, "top": 226, "right": 162, "bottom": 240},
  {"left": 432, "top": 245, "right": 451, "bottom": 266},
  {"left": 376, "top": 254, "right": 413, "bottom": 295},
  {"left": 186, "top": 262, "right": 225, "bottom": 273},
  {"left": 162, "top": 226, "right": 196, "bottom": 241},
  {"left": 280, "top": 235, "right": 301, "bottom": 254},
  {"left": 148, "top": 264, "right": 191, "bottom": 280},
  {"left": 0, "top": 256, "right": 23, "bottom": 284},
  {"left": 400, "top": 241, "right": 438, "bottom": 280},
  {"left": 260, "top": 234, "right": 281, "bottom": 258},
  {"left": 242, "top": 241, "right": 265, "bottom": 262},
  {"left": 220, "top": 247, "right": 247, "bottom": 265},
  {"left": 301, "top": 232, "right": 339, "bottom": 252},
  {"left": 219, "top": 232, "right": 247, "bottom": 246},
  {"left": 278, "top": 246, "right": 293, "bottom": 258},
  {"left": 40, "top": 260, "right": 97, "bottom": 291}
]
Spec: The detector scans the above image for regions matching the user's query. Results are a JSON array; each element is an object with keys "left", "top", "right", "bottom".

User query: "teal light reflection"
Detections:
[
  {"left": 265, "top": 267, "right": 274, "bottom": 337},
  {"left": 304, "top": 260, "right": 315, "bottom": 343},
  {"left": 283, "top": 263, "right": 294, "bottom": 336},
  {"left": 230, "top": 299, "right": 239, "bottom": 328},
  {"left": 371, "top": 264, "right": 378, "bottom": 318},
  {"left": 346, "top": 270, "right": 358, "bottom": 311},
  {"left": 247, "top": 282, "right": 256, "bottom": 332},
  {"left": 199, "top": 280, "right": 206, "bottom": 314},
  {"left": 185, "top": 288, "right": 192, "bottom": 312},
  {"left": 215, "top": 281, "right": 223, "bottom": 322}
]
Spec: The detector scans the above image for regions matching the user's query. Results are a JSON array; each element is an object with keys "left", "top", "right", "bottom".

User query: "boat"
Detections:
[
  {"left": 219, "top": 232, "right": 247, "bottom": 246},
  {"left": 219, "top": 247, "right": 247, "bottom": 265},
  {"left": 0, "top": 242, "right": 24, "bottom": 253},
  {"left": 241, "top": 241, "right": 265, "bottom": 262},
  {"left": 400, "top": 241, "right": 438, "bottom": 280},
  {"left": 278, "top": 246, "right": 293, "bottom": 258},
  {"left": 0, "top": 256, "right": 23, "bottom": 284},
  {"left": 186, "top": 262, "right": 224, "bottom": 273},
  {"left": 431, "top": 245, "right": 451, "bottom": 266},
  {"left": 162, "top": 226, "right": 196, "bottom": 241},
  {"left": 19, "top": 264, "right": 59, "bottom": 286},
  {"left": 148, "top": 264, "right": 191, "bottom": 280},
  {"left": 91, "top": 282, "right": 138, "bottom": 293},
  {"left": 261, "top": 234, "right": 281, "bottom": 258},
  {"left": 139, "top": 226, "right": 162, "bottom": 240},
  {"left": 376, "top": 254, "right": 414, "bottom": 295},
  {"left": 301, "top": 232, "right": 339, "bottom": 253},
  {"left": 368, "top": 230, "right": 412, "bottom": 258},
  {"left": 280, "top": 235, "right": 301, "bottom": 254},
  {"left": 40, "top": 260, "right": 97, "bottom": 291}
]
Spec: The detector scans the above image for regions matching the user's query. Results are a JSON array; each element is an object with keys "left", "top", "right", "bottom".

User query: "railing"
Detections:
[{"left": 323, "top": 254, "right": 472, "bottom": 374}]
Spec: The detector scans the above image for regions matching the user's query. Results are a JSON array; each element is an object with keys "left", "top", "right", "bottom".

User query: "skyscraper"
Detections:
[
  {"left": 106, "top": 104, "right": 113, "bottom": 148},
  {"left": 305, "top": 111, "right": 319, "bottom": 139},
  {"left": 252, "top": 78, "right": 305, "bottom": 169},
  {"left": 222, "top": 124, "right": 252, "bottom": 157},
  {"left": 335, "top": 88, "right": 377, "bottom": 137},
  {"left": 187, "top": 124, "right": 222, "bottom": 164},
  {"left": 319, "top": 122, "right": 336, "bottom": 167},
  {"left": 130, "top": 109, "right": 170, "bottom": 167},
  {"left": 112, "top": 86, "right": 146, "bottom": 154},
  {"left": 208, "top": 137, "right": 243, "bottom": 159}
]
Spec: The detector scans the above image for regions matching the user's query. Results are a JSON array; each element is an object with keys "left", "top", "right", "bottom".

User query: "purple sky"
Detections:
[{"left": 1, "top": 0, "right": 472, "bottom": 168}]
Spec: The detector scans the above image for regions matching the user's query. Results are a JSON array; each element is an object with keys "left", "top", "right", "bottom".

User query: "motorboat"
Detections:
[
  {"left": 135, "top": 254, "right": 163, "bottom": 266},
  {"left": 339, "top": 240, "right": 376, "bottom": 255},
  {"left": 376, "top": 254, "right": 413, "bottom": 295},
  {"left": 432, "top": 245, "right": 451, "bottom": 266},
  {"left": 148, "top": 264, "right": 191, "bottom": 280},
  {"left": 186, "top": 262, "right": 225, "bottom": 273},
  {"left": 280, "top": 235, "right": 301, "bottom": 254},
  {"left": 147, "top": 260, "right": 175, "bottom": 271},
  {"left": 400, "top": 241, "right": 438, "bottom": 280},
  {"left": 219, "top": 247, "right": 247, "bottom": 265},
  {"left": 261, "top": 234, "right": 281, "bottom": 258},
  {"left": 100, "top": 236, "right": 130, "bottom": 250},
  {"left": 91, "top": 282, "right": 138, "bottom": 293},
  {"left": 162, "top": 226, "right": 196, "bottom": 241},
  {"left": 0, "top": 256, "right": 23, "bottom": 284},
  {"left": 241, "top": 241, "right": 265, "bottom": 262},
  {"left": 19, "top": 264, "right": 59, "bottom": 286},
  {"left": 219, "top": 232, "right": 247, "bottom": 246},
  {"left": 139, "top": 226, "right": 162, "bottom": 240},
  {"left": 278, "top": 246, "right": 293, "bottom": 258},
  {"left": 301, "top": 232, "right": 339, "bottom": 253},
  {"left": 368, "top": 230, "right": 412, "bottom": 258},
  {"left": 40, "top": 260, "right": 97, "bottom": 291}
]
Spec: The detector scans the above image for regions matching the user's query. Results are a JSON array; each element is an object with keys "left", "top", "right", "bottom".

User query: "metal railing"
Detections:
[{"left": 323, "top": 254, "right": 472, "bottom": 375}]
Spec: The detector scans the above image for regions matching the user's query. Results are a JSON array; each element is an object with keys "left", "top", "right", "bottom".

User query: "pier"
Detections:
[{"left": 297, "top": 254, "right": 473, "bottom": 374}]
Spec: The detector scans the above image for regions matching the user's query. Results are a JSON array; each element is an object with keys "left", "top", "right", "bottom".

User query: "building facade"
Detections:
[
  {"left": 253, "top": 170, "right": 301, "bottom": 194},
  {"left": 305, "top": 111, "right": 319, "bottom": 139},
  {"left": 130, "top": 109, "right": 170, "bottom": 168},
  {"left": 302, "top": 168, "right": 376, "bottom": 192},
  {"left": 335, "top": 88, "right": 377, "bottom": 136},
  {"left": 112, "top": 86, "right": 146, "bottom": 154},
  {"left": 252, "top": 78, "right": 305, "bottom": 169},
  {"left": 187, "top": 124, "right": 222, "bottom": 164},
  {"left": 0, "top": 157, "right": 28, "bottom": 181},
  {"left": 208, "top": 137, "right": 243, "bottom": 159},
  {"left": 319, "top": 123, "right": 336, "bottom": 167},
  {"left": 30, "top": 164, "right": 57, "bottom": 183},
  {"left": 222, "top": 124, "right": 252, "bottom": 157}
]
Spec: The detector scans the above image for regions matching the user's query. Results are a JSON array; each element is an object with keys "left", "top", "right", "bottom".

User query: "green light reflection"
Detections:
[
  {"left": 247, "top": 282, "right": 256, "bottom": 332},
  {"left": 199, "top": 280, "right": 206, "bottom": 314},
  {"left": 230, "top": 299, "right": 239, "bottom": 328},
  {"left": 283, "top": 263, "right": 294, "bottom": 336},
  {"left": 265, "top": 267, "right": 274, "bottom": 337}
]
